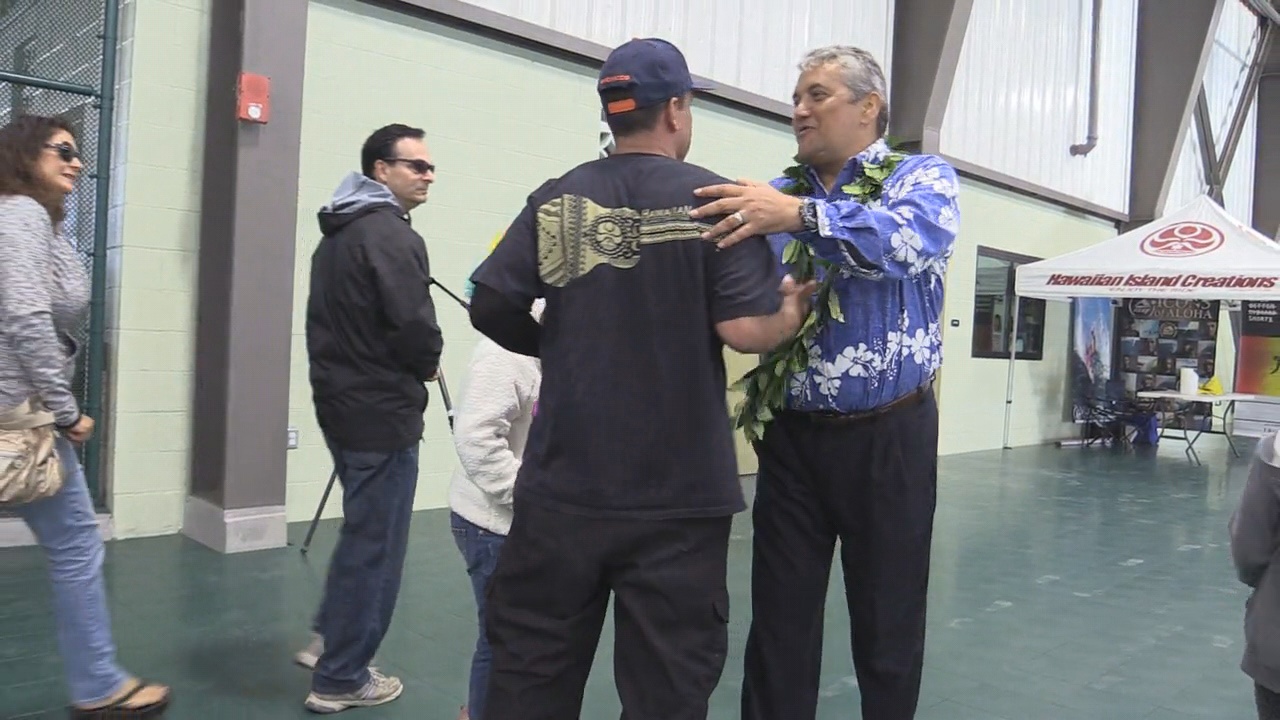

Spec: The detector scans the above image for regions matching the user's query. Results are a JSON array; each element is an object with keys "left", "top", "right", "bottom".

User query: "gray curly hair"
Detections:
[{"left": 799, "top": 45, "right": 889, "bottom": 137}]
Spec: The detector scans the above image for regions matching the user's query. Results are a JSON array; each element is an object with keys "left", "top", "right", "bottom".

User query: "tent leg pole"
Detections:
[{"left": 1002, "top": 295, "right": 1022, "bottom": 449}]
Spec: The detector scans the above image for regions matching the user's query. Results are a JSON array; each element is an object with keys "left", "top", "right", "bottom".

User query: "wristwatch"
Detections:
[{"left": 798, "top": 198, "right": 820, "bottom": 232}]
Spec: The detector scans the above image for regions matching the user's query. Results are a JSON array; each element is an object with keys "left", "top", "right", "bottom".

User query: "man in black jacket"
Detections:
[{"left": 299, "top": 123, "right": 443, "bottom": 714}]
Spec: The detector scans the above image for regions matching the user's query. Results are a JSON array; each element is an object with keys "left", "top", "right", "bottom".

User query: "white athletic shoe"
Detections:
[
  {"left": 295, "top": 633, "right": 381, "bottom": 673},
  {"left": 294, "top": 633, "right": 324, "bottom": 670},
  {"left": 304, "top": 668, "right": 403, "bottom": 713}
]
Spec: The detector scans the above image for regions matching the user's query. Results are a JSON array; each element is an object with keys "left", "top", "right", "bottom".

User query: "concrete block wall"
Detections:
[{"left": 103, "top": 0, "right": 211, "bottom": 537}]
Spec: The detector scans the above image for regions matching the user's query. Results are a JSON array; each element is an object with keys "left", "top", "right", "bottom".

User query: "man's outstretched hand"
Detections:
[{"left": 691, "top": 179, "right": 804, "bottom": 249}]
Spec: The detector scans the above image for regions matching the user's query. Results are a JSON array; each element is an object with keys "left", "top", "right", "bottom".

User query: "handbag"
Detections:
[{"left": 0, "top": 399, "right": 65, "bottom": 505}]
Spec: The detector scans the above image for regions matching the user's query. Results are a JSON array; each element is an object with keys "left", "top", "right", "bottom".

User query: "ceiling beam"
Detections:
[
  {"left": 1219, "top": 19, "right": 1274, "bottom": 190},
  {"left": 1255, "top": 19, "right": 1280, "bottom": 237},
  {"left": 1193, "top": 88, "right": 1222, "bottom": 203},
  {"left": 1127, "top": 0, "right": 1225, "bottom": 227},
  {"left": 887, "top": 0, "right": 975, "bottom": 154}
]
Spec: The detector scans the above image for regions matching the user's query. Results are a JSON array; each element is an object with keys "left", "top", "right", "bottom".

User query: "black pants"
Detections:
[
  {"left": 1259, "top": 683, "right": 1280, "bottom": 720},
  {"left": 741, "top": 392, "right": 939, "bottom": 720},
  {"left": 482, "top": 498, "right": 733, "bottom": 720}
]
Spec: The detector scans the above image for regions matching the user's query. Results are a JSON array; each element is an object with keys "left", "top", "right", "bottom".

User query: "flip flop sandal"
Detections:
[{"left": 68, "top": 680, "right": 171, "bottom": 719}]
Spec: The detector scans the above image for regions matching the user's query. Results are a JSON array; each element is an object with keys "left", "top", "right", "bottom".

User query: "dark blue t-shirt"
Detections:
[{"left": 471, "top": 152, "right": 781, "bottom": 519}]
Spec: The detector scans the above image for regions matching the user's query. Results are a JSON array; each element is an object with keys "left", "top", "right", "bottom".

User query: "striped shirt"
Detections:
[{"left": 0, "top": 194, "right": 90, "bottom": 426}]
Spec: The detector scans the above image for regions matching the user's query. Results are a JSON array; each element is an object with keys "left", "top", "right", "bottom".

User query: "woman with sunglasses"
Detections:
[{"left": 0, "top": 115, "right": 171, "bottom": 718}]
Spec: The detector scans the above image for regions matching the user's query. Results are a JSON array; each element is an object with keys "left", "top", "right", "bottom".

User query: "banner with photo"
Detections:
[
  {"left": 1115, "top": 299, "right": 1219, "bottom": 396},
  {"left": 1236, "top": 301, "right": 1280, "bottom": 396},
  {"left": 1069, "top": 298, "right": 1115, "bottom": 422}
]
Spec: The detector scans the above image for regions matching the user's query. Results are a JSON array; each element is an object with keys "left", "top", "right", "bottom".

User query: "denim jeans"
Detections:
[
  {"left": 14, "top": 438, "right": 128, "bottom": 705},
  {"left": 311, "top": 439, "right": 419, "bottom": 695},
  {"left": 451, "top": 512, "right": 506, "bottom": 720}
]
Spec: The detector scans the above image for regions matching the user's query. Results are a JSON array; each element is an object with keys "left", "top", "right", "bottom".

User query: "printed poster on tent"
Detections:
[
  {"left": 1115, "top": 299, "right": 1219, "bottom": 395},
  {"left": 1069, "top": 298, "right": 1115, "bottom": 423},
  {"left": 1236, "top": 301, "right": 1280, "bottom": 397}
]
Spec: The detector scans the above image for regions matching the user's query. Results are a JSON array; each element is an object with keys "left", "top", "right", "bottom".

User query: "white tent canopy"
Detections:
[
  {"left": 1000, "top": 194, "right": 1280, "bottom": 448},
  {"left": 1015, "top": 194, "right": 1280, "bottom": 302}
]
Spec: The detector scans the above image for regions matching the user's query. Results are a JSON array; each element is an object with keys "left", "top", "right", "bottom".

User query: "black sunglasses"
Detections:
[
  {"left": 45, "top": 143, "right": 81, "bottom": 163},
  {"left": 384, "top": 157, "right": 435, "bottom": 175}
]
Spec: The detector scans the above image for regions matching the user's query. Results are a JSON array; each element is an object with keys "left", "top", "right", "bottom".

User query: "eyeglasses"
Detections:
[
  {"left": 383, "top": 157, "right": 435, "bottom": 175},
  {"left": 44, "top": 143, "right": 81, "bottom": 163}
]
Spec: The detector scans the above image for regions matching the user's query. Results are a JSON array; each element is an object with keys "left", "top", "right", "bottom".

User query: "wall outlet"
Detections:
[{"left": 286, "top": 426, "right": 300, "bottom": 450}]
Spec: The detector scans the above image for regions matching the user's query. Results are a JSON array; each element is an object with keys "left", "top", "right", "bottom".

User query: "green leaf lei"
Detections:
[{"left": 729, "top": 151, "right": 908, "bottom": 443}]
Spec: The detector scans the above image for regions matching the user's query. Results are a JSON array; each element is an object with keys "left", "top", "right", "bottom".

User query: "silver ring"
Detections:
[{"left": 731, "top": 210, "right": 746, "bottom": 225}]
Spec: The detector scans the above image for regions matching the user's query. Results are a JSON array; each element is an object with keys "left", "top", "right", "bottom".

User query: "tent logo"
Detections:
[{"left": 1139, "top": 222, "right": 1224, "bottom": 258}]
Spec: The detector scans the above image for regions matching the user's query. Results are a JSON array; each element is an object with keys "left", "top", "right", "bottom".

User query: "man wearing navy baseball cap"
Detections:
[
  {"left": 466, "top": 37, "right": 815, "bottom": 720},
  {"left": 597, "top": 37, "right": 714, "bottom": 120}
]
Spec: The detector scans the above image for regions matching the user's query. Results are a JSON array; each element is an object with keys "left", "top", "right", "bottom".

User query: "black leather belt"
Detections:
[{"left": 787, "top": 380, "right": 934, "bottom": 425}]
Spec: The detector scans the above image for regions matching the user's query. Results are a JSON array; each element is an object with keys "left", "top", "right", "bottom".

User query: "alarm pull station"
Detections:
[{"left": 237, "top": 72, "right": 271, "bottom": 123}]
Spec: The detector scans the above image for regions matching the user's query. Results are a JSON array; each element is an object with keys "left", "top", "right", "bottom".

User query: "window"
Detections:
[{"left": 971, "top": 247, "right": 1046, "bottom": 361}]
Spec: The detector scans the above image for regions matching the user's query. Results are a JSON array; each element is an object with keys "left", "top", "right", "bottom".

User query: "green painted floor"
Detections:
[{"left": 0, "top": 438, "right": 1264, "bottom": 719}]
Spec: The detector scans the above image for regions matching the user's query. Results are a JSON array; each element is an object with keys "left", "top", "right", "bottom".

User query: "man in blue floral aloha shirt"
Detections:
[{"left": 692, "top": 44, "right": 961, "bottom": 720}]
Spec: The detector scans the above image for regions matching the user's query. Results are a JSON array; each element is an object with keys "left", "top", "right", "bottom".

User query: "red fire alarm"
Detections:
[{"left": 237, "top": 72, "right": 271, "bottom": 123}]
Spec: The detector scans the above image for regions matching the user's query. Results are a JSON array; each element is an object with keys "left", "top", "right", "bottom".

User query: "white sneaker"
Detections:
[
  {"left": 294, "top": 633, "right": 324, "bottom": 670},
  {"left": 294, "top": 634, "right": 378, "bottom": 672},
  {"left": 304, "top": 668, "right": 403, "bottom": 713}
]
